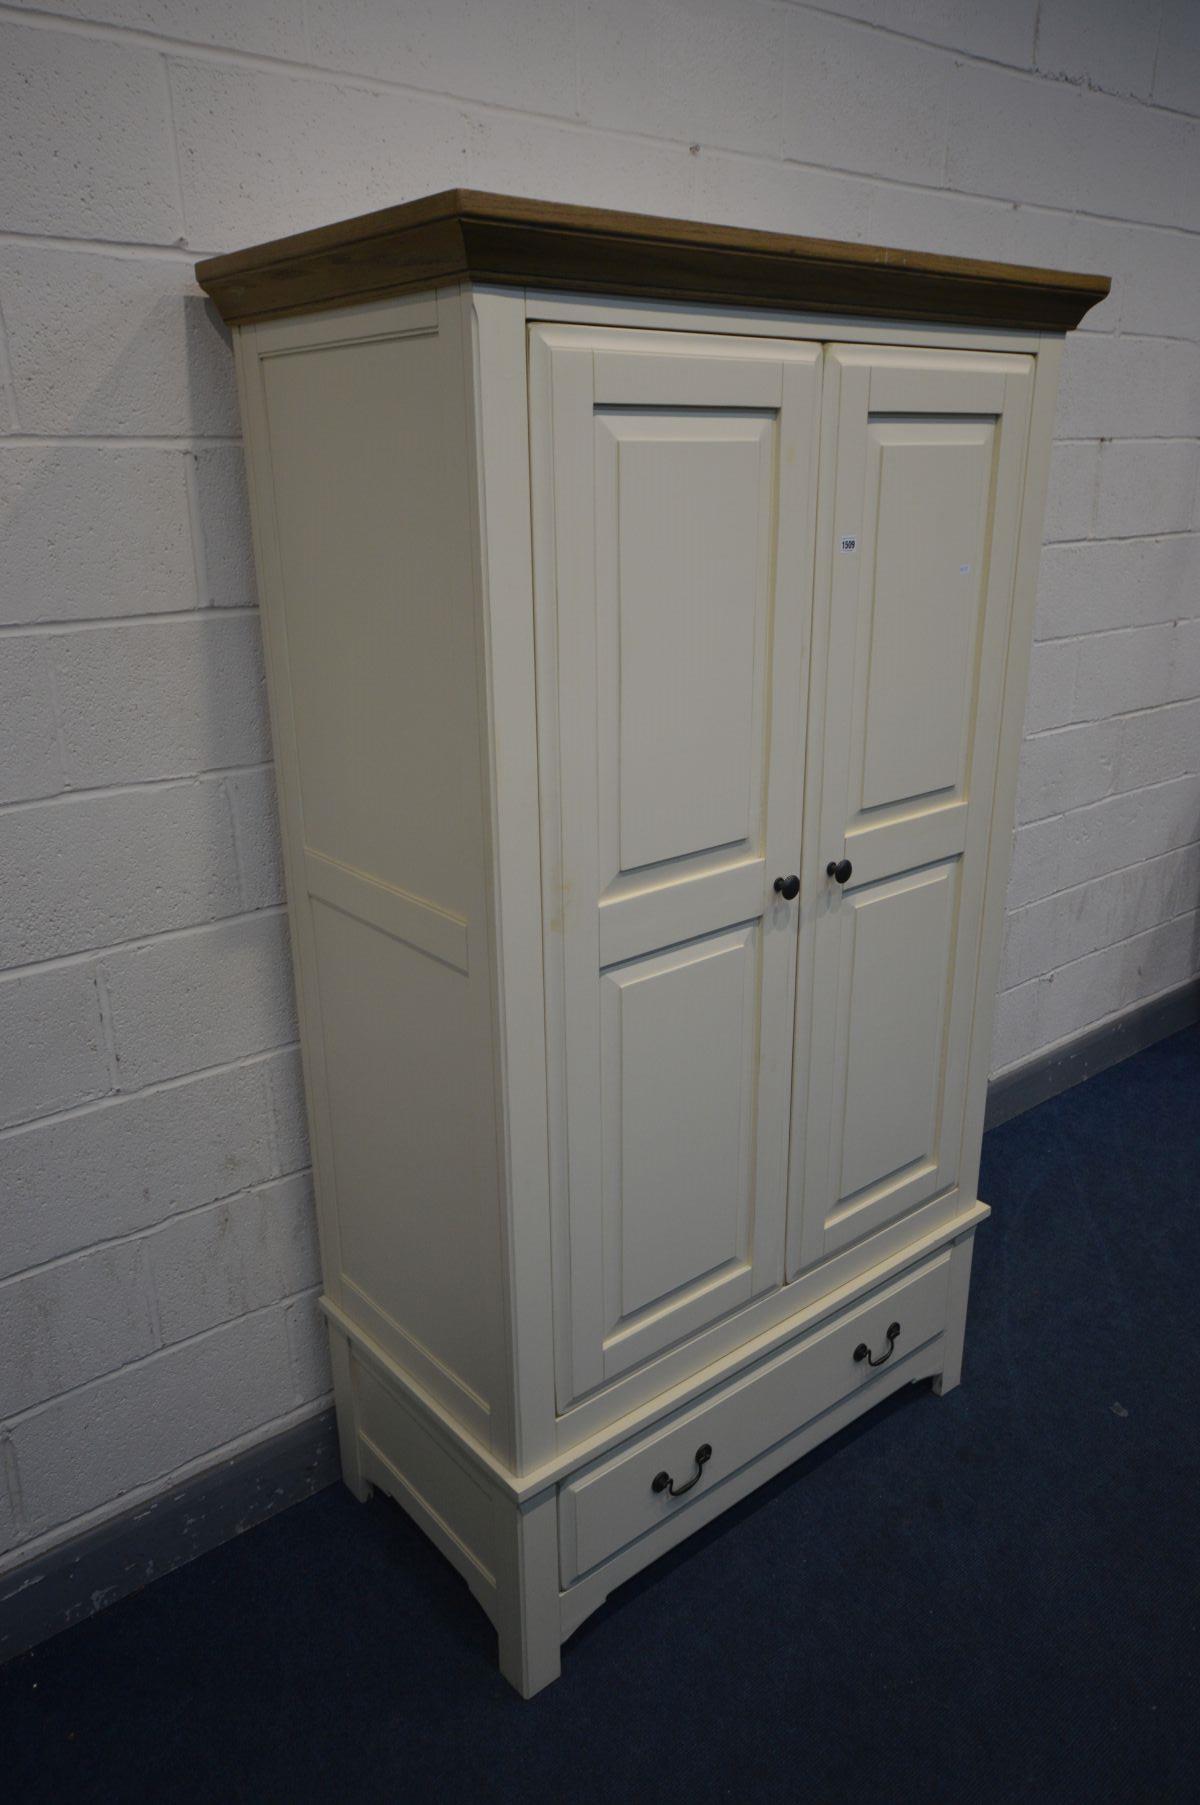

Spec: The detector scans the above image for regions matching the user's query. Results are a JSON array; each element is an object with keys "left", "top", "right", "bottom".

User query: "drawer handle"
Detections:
[
  {"left": 854, "top": 1321, "right": 901, "bottom": 1368},
  {"left": 652, "top": 1443, "right": 712, "bottom": 1499}
]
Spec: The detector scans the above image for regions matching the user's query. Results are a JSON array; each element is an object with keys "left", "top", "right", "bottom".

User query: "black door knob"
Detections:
[
  {"left": 773, "top": 874, "right": 800, "bottom": 902},
  {"left": 826, "top": 859, "right": 853, "bottom": 885}
]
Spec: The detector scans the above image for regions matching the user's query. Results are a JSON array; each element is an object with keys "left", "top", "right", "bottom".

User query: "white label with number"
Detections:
[{"left": 839, "top": 535, "right": 857, "bottom": 554}]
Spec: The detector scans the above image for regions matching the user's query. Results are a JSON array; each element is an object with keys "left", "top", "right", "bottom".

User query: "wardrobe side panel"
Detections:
[
  {"left": 956, "top": 337, "right": 1064, "bottom": 1205},
  {"left": 236, "top": 292, "right": 506, "bottom": 1449}
]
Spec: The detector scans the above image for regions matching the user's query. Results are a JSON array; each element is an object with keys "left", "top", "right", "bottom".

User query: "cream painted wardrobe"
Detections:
[{"left": 198, "top": 193, "right": 1107, "bottom": 1696}]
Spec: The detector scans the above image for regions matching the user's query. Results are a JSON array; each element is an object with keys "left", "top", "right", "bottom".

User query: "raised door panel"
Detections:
[
  {"left": 613, "top": 430, "right": 765, "bottom": 871},
  {"left": 602, "top": 928, "right": 757, "bottom": 1334},
  {"left": 829, "top": 865, "right": 955, "bottom": 1218},
  {"left": 789, "top": 346, "right": 1033, "bottom": 1275},
  {"left": 531, "top": 325, "right": 821, "bottom": 1408},
  {"left": 599, "top": 414, "right": 775, "bottom": 882},
  {"left": 859, "top": 426, "right": 993, "bottom": 810}
]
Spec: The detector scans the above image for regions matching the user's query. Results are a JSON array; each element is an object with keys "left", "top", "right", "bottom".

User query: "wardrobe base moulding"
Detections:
[
  {"left": 196, "top": 191, "right": 1107, "bottom": 1695},
  {"left": 329, "top": 1221, "right": 979, "bottom": 1697}
]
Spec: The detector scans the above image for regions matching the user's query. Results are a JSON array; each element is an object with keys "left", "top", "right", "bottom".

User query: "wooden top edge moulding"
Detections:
[{"left": 195, "top": 187, "right": 1111, "bottom": 332}]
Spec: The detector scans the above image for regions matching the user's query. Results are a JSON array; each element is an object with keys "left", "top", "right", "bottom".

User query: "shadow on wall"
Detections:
[
  {"left": 0, "top": 266, "right": 292, "bottom": 959},
  {"left": 0, "top": 276, "right": 289, "bottom": 959},
  {"left": 0, "top": 262, "right": 318, "bottom": 1568}
]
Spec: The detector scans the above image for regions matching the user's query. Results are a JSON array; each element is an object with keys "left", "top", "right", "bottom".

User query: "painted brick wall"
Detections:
[{"left": 1, "top": 0, "right": 1197, "bottom": 1571}]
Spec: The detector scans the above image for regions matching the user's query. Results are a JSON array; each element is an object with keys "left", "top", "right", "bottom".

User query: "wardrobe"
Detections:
[{"left": 197, "top": 192, "right": 1107, "bottom": 1695}]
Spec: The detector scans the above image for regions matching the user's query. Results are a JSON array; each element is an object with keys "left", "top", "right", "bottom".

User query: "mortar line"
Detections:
[
  {"left": 90, "top": 961, "right": 122, "bottom": 1094},
  {"left": 0, "top": 1395, "right": 331, "bottom": 1579},
  {"left": 37, "top": 634, "right": 71, "bottom": 798},
  {"left": 0, "top": 433, "right": 244, "bottom": 447},
  {"left": 1, "top": 3, "right": 1199, "bottom": 230},
  {"left": 0, "top": 1283, "right": 329, "bottom": 1432},
  {"left": 0, "top": 1043, "right": 302, "bottom": 1145},
  {"left": 158, "top": 48, "right": 191, "bottom": 248},
  {"left": 0, "top": 760, "right": 272, "bottom": 815},
  {"left": 4, "top": 0, "right": 1198, "bottom": 129},
  {"left": 0, "top": 607, "right": 257, "bottom": 641},
  {"left": 0, "top": 903, "right": 288, "bottom": 984},
  {"left": 182, "top": 443, "right": 212, "bottom": 609},
  {"left": 0, "top": 1166, "right": 314, "bottom": 1291},
  {"left": 0, "top": 282, "right": 19, "bottom": 432}
]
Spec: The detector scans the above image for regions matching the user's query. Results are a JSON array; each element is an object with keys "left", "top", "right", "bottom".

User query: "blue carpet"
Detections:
[{"left": 3, "top": 1027, "right": 1198, "bottom": 1803}]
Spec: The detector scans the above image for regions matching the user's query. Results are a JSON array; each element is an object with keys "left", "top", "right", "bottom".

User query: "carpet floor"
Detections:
[{"left": 3, "top": 1027, "right": 1198, "bottom": 1803}]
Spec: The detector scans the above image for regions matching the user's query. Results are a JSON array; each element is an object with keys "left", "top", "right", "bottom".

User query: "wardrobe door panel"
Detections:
[
  {"left": 828, "top": 864, "right": 956, "bottom": 1215},
  {"left": 531, "top": 326, "right": 821, "bottom": 1407},
  {"left": 605, "top": 417, "right": 772, "bottom": 875},
  {"left": 790, "top": 346, "right": 1033, "bottom": 1274},
  {"left": 858, "top": 425, "right": 994, "bottom": 810},
  {"left": 601, "top": 926, "right": 757, "bottom": 1328}
]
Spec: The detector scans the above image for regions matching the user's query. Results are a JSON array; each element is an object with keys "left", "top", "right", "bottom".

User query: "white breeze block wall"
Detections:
[{"left": 1, "top": 0, "right": 1198, "bottom": 1570}]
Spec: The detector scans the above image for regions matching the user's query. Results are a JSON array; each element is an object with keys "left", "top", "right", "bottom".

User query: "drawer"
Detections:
[{"left": 558, "top": 1249, "right": 950, "bottom": 1584}]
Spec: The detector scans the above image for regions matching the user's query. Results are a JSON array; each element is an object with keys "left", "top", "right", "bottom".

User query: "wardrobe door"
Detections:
[
  {"left": 789, "top": 345, "right": 1033, "bottom": 1277},
  {"left": 530, "top": 325, "right": 820, "bottom": 1408}
]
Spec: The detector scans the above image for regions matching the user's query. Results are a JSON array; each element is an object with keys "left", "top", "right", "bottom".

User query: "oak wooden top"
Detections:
[{"left": 195, "top": 188, "right": 1110, "bottom": 333}]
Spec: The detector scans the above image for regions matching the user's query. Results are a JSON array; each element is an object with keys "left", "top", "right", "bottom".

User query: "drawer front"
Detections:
[{"left": 558, "top": 1250, "right": 950, "bottom": 1584}]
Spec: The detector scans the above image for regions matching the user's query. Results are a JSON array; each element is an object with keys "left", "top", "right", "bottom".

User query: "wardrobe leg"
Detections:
[
  {"left": 933, "top": 1228, "right": 977, "bottom": 1398},
  {"left": 494, "top": 1488, "right": 562, "bottom": 1699},
  {"left": 328, "top": 1327, "right": 372, "bottom": 1502}
]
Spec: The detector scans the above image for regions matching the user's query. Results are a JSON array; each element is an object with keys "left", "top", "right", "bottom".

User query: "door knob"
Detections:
[
  {"left": 773, "top": 874, "right": 800, "bottom": 901},
  {"left": 826, "top": 859, "right": 853, "bottom": 885}
]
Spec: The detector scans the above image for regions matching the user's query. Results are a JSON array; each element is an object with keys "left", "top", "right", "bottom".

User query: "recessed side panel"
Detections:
[
  {"left": 311, "top": 901, "right": 495, "bottom": 1420},
  {"left": 261, "top": 314, "right": 473, "bottom": 918},
  {"left": 239, "top": 293, "right": 505, "bottom": 1448}
]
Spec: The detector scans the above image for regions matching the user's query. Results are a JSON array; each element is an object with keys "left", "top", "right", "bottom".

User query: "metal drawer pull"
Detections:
[
  {"left": 854, "top": 1321, "right": 901, "bottom": 1368},
  {"left": 652, "top": 1443, "right": 712, "bottom": 1498}
]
